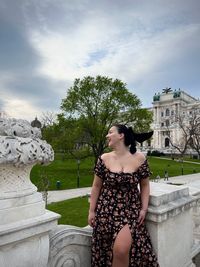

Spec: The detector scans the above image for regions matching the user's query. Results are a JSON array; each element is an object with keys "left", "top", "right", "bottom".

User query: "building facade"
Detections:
[{"left": 150, "top": 88, "right": 200, "bottom": 154}]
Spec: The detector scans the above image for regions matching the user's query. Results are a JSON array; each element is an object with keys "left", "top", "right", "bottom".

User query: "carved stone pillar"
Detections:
[
  {"left": 0, "top": 118, "right": 60, "bottom": 267},
  {"left": 146, "top": 182, "right": 197, "bottom": 267}
]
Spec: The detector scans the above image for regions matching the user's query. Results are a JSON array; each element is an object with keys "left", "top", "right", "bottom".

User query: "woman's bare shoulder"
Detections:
[
  {"left": 101, "top": 152, "right": 113, "bottom": 161},
  {"left": 133, "top": 151, "right": 146, "bottom": 162}
]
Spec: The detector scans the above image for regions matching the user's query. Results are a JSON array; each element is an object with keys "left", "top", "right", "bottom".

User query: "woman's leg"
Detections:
[{"left": 112, "top": 224, "right": 132, "bottom": 267}]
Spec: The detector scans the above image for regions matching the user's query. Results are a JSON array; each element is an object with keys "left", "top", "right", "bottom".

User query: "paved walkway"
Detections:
[
  {"left": 47, "top": 173, "right": 200, "bottom": 204},
  {"left": 153, "top": 156, "right": 200, "bottom": 165},
  {"left": 47, "top": 187, "right": 91, "bottom": 204}
]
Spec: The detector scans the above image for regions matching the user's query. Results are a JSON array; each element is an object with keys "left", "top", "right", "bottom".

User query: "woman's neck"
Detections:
[{"left": 112, "top": 143, "right": 130, "bottom": 157}]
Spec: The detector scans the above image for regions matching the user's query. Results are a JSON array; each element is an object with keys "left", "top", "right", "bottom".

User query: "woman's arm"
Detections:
[
  {"left": 88, "top": 175, "right": 103, "bottom": 226},
  {"left": 138, "top": 177, "right": 150, "bottom": 225}
]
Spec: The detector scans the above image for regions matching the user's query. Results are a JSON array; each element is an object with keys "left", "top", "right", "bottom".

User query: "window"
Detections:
[
  {"left": 171, "top": 110, "right": 174, "bottom": 116},
  {"left": 161, "top": 112, "right": 164, "bottom": 117},
  {"left": 165, "top": 109, "right": 170, "bottom": 116},
  {"left": 165, "top": 138, "right": 170, "bottom": 147},
  {"left": 161, "top": 122, "right": 164, "bottom": 127},
  {"left": 166, "top": 120, "right": 170, "bottom": 127}
]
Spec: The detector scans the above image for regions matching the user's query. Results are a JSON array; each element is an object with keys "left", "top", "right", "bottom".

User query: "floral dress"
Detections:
[{"left": 91, "top": 156, "right": 159, "bottom": 267}]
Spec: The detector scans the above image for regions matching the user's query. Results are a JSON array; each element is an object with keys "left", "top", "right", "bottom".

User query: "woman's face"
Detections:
[{"left": 106, "top": 126, "right": 124, "bottom": 148}]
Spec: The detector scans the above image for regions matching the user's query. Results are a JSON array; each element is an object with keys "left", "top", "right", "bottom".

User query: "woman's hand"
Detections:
[
  {"left": 88, "top": 211, "right": 95, "bottom": 227},
  {"left": 138, "top": 209, "right": 147, "bottom": 226}
]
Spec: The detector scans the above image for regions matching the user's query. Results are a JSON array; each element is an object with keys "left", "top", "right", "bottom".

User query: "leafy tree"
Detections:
[
  {"left": 61, "top": 76, "right": 153, "bottom": 161},
  {"left": 42, "top": 114, "right": 91, "bottom": 160}
]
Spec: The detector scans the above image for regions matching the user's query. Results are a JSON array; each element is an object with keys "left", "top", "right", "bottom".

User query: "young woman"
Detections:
[{"left": 88, "top": 124, "right": 159, "bottom": 267}]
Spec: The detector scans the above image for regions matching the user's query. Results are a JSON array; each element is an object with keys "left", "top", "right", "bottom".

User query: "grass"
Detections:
[
  {"left": 30, "top": 154, "right": 200, "bottom": 191},
  {"left": 47, "top": 196, "right": 89, "bottom": 227},
  {"left": 31, "top": 155, "right": 94, "bottom": 191},
  {"left": 148, "top": 157, "right": 200, "bottom": 178},
  {"left": 45, "top": 156, "right": 200, "bottom": 227}
]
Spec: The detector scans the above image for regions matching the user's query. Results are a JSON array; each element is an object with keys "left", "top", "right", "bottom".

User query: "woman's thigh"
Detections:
[{"left": 113, "top": 224, "right": 132, "bottom": 256}]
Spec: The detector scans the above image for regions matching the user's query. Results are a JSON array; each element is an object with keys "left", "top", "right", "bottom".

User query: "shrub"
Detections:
[{"left": 150, "top": 150, "right": 165, "bottom": 157}]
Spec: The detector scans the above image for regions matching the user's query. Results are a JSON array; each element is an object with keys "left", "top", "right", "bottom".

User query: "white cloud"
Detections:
[
  {"left": 29, "top": 13, "right": 117, "bottom": 81},
  {"left": 1, "top": 0, "right": 199, "bottom": 119},
  {"left": 3, "top": 96, "right": 42, "bottom": 121},
  {"left": 0, "top": 74, "right": 42, "bottom": 121},
  {"left": 27, "top": 17, "right": 200, "bottom": 109}
]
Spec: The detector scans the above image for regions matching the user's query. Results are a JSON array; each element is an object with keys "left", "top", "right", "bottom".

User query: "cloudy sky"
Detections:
[{"left": 0, "top": 0, "right": 200, "bottom": 121}]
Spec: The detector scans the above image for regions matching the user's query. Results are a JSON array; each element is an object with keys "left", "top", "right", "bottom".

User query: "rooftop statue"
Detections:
[
  {"left": 153, "top": 93, "right": 160, "bottom": 101},
  {"left": 162, "top": 87, "right": 172, "bottom": 94}
]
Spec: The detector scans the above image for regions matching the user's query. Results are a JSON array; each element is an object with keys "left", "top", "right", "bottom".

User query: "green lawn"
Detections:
[
  {"left": 31, "top": 155, "right": 94, "bottom": 191},
  {"left": 47, "top": 196, "right": 89, "bottom": 227},
  {"left": 30, "top": 154, "right": 200, "bottom": 191},
  {"left": 148, "top": 157, "right": 200, "bottom": 178},
  {"left": 46, "top": 156, "right": 200, "bottom": 227}
]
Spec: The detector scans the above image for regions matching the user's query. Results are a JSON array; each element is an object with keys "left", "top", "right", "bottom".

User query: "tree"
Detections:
[
  {"left": 61, "top": 76, "right": 153, "bottom": 161},
  {"left": 188, "top": 105, "right": 200, "bottom": 158},
  {"left": 42, "top": 114, "right": 91, "bottom": 159},
  {"left": 40, "top": 111, "right": 57, "bottom": 127},
  {"left": 166, "top": 104, "right": 200, "bottom": 158},
  {"left": 166, "top": 115, "right": 191, "bottom": 157}
]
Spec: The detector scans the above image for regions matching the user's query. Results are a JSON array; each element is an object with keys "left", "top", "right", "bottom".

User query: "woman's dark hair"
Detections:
[{"left": 113, "top": 124, "right": 154, "bottom": 154}]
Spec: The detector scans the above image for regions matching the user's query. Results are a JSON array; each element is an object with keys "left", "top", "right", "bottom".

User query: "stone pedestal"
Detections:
[
  {"left": 0, "top": 164, "right": 60, "bottom": 267},
  {"left": 0, "top": 118, "right": 60, "bottom": 267},
  {"left": 186, "top": 180, "right": 200, "bottom": 266},
  {"left": 146, "top": 182, "right": 196, "bottom": 267},
  {"left": 0, "top": 211, "right": 59, "bottom": 267}
]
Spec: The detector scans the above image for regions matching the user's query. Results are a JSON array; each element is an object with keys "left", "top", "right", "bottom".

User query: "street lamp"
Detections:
[{"left": 77, "top": 159, "right": 80, "bottom": 188}]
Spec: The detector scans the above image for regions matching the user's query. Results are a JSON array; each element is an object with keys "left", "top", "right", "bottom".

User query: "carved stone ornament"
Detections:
[
  {"left": 0, "top": 118, "right": 54, "bottom": 199},
  {"left": 0, "top": 118, "right": 54, "bottom": 167}
]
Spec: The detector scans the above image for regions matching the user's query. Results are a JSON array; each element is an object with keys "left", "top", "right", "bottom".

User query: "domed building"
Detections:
[
  {"left": 31, "top": 117, "right": 42, "bottom": 128},
  {"left": 150, "top": 88, "right": 200, "bottom": 155}
]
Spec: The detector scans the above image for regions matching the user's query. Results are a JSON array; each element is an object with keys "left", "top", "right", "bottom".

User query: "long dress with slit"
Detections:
[{"left": 91, "top": 156, "right": 159, "bottom": 267}]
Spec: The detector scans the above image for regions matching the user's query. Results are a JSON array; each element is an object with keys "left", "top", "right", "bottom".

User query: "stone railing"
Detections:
[
  {"left": 48, "top": 225, "right": 92, "bottom": 267},
  {"left": 47, "top": 180, "right": 200, "bottom": 267}
]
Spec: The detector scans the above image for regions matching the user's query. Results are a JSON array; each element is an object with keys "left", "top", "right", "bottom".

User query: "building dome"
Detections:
[{"left": 31, "top": 117, "right": 42, "bottom": 128}]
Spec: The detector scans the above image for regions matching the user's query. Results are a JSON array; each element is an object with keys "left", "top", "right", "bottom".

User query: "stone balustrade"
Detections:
[
  {"left": 48, "top": 225, "right": 92, "bottom": 267},
  {"left": 47, "top": 181, "right": 200, "bottom": 267}
]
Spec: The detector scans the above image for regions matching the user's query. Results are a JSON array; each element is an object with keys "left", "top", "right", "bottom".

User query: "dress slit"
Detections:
[
  {"left": 112, "top": 222, "right": 133, "bottom": 248},
  {"left": 111, "top": 223, "right": 133, "bottom": 264}
]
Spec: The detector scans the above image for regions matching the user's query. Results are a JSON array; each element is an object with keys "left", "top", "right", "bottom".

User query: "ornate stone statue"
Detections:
[
  {"left": 162, "top": 87, "right": 172, "bottom": 94},
  {"left": 0, "top": 118, "right": 54, "bottom": 197},
  {"left": 0, "top": 118, "right": 59, "bottom": 267}
]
